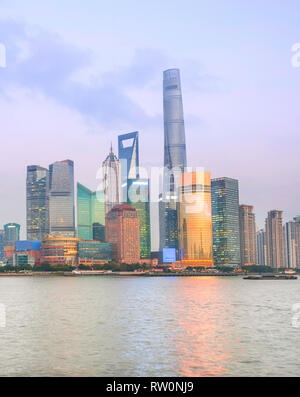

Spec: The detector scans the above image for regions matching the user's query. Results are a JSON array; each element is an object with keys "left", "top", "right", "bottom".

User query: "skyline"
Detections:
[{"left": 0, "top": 1, "right": 300, "bottom": 245}]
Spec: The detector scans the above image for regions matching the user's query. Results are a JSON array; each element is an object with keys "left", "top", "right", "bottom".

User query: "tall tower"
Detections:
[
  {"left": 239, "top": 205, "right": 257, "bottom": 266},
  {"left": 265, "top": 210, "right": 284, "bottom": 268},
  {"left": 118, "top": 132, "right": 139, "bottom": 203},
  {"left": 256, "top": 229, "right": 266, "bottom": 266},
  {"left": 77, "top": 183, "right": 93, "bottom": 240},
  {"left": 49, "top": 160, "right": 75, "bottom": 237},
  {"left": 102, "top": 146, "right": 121, "bottom": 215},
  {"left": 4, "top": 223, "right": 20, "bottom": 245},
  {"left": 160, "top": 69, "right": 187, "bottom": 255},
  {"left": 211, "top": 177, "right": 241, "bottom": 266},
  {"left": 26, "top": 165, "right": 49, "bottom": 240}
]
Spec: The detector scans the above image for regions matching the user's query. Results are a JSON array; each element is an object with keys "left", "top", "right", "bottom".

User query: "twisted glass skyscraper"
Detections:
[{"left": 160, "top": 69, "right": 187, "bottom": 254}]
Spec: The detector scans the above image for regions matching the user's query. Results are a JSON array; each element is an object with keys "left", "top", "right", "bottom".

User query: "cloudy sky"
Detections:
[{"left": 0, "top": 0, "right": 299, "bottom": 247}]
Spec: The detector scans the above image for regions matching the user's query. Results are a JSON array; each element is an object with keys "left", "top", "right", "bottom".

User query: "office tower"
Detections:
[
  {"left": 294, "top": 217, "right": 300, "bottom": 268},
  {"left": 0, "top": 230, "right": 4, "bottom": 261},
  {"left": 4, "top": 223, "right": 20, "bottom": 245},
  {"left": 178, "top": 171, "right": 213, "bottom": 267},
  {"left": 239, "top": 205, "right": 257, "bottom": 266},
  {"left": 41, "top": 236, "right": 81, "bottom": 267},
  {"left": 265, "top": 210, "right": 285, "bottom": 268},
  {"left": 77, "top": 183, "right": 106, "bottom": 241},
  {"left": 128, "top": 178, "right": 151, "bottom": 259},
  {"left": 92, "top": 189, "right": 105, "bottom": 241},
  {"left": 160, "top": 69, "right": 187, "bottom": 255},
  {"left": 256, "top": 229, "right": 266, "bottom": 266},
  {"left": 102, "top": 146, "right": 121, "bottom": 215},
  {"left": 211, "top": 177, "right": 241, "bottom": 266},
  {"left": 118, "top": 132, "right": 139, "bottom": 203},
  {"left": 106, "top": 204, "right": 140, "bottom": 264},
  {"left": 49, "top": 160, "right": 75, "bottom": 237},
  {"left": 26, "top": 165, "right": 49, "bottom": 240},
  {"left": 77, "top": 183, "right": 93, "bottom": 240}
]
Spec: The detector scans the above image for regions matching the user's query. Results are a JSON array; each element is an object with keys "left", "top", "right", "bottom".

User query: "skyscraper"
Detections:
[
  {"left": 77, "top": 183, "right": 93, "bottom": 240},
  {"left": 77, "top": 183, "right": 106, "bottom": 241},
  {"left": 178, "top": 171, "right": 213, "bottom": 267},
  {"left": 106, "top": 204, "right": 140, "bottom": 264},
  {"left": 265, "top": 210, "right": 285, "bottom": 269},
  {"left": 239, "top": 205, "right": 257, "bottom": 266},
  {"left": 102, "top": 146, "right": 121, "bottom": 215},
  {"left": 160, "top": 68, "right": 187, "bottom": 255},
  {"left": 49, "top": 160, "right": 75, "bottom": 237},
  {"left": 256, "top": 229, "right": 266, "bottom": 266},
  {"left": 128, "top": 178, "right": 151, "bottom": 259},
  {"left": 4, "top": 223, "right": 20, "bottom": 245},
  {"left": 26, "top": 165, "right": 49, "bottom": 240},
  {"left": 118, "top": 132, "right": 139, "bottom": 203},
  {"left": 211, "top": 177, "right": 241, "bottom": 266}
]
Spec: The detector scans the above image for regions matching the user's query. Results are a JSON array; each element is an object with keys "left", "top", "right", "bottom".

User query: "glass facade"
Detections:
[
  {"left": 127, "top": 178, "right": 151, "bottom": 259},
  {"left": 4, "top": 223, "right": 20, "bottom": 246},
  {"left": 78, "top": 241, "right": 112, "bottom": 264},
  {"left": 0, "top": 230, "right": 4, "bottom": 261},
  {"left": 49, "top": 160, "right": 75, "bottom": 237},
  {"left": 26, "top": 165, "right": 49, "bottom": 240},
  {"left": 178, "top": 172, "right": 213, "bottom": 267},
  {"left": 211, "top": 177, "right": 241, "bottom": 266},
  {"left": 77, "top": 184, "right": 106, "bottom": 241},
  {"left": 102, "top": 147, "right": 121, "bottom": 215},
  {"left": 41, "top": 236, "right": 81, "bottom": 266},
  {"left": 160, "top": 69, "right": 187, "bottom": 255},
  {"left": 118, "top": 132, "right": 139, "bottom": 203},
  {"left": 77, "top": 183, "right": 93, "bottom": 240}
]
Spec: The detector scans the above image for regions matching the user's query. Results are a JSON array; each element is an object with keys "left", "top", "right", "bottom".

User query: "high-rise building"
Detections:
[
  {"left": 0, "top": 230, "right": 4, "bottom": 261},
  {"left": 128, "top": 178, "right": 151, "bottom": 259},
  {"left": 178, "top": 171, "right": 213, "bottom": 267},
  {"left": 118, "top": 132, "right": 139, "bottom": 203},
  {"left": 77, "top": 183, "right": 93, "bottom": 240},
  {"left": 77, "top": 183, "right": 106, "bottom": 241},
  {"left": 26, "top": 165, "right": 49, "bottom": 240},
  {"left": 102, "top": 146, "right": 121, "bottom": 215},
  {"left": 4, "top": 223, "right": 20, "bottom": 246},
  {"left": 49, "top": 160, "right": 75, "bottom": 237},
  {"left": 160, "top": 69, "right": 187, "bottom": 255},
  {"left": 211, "top": 177, "right": 241, "bottom": 266},
  {"left": 284, "top": 216, "right": 300, "bottom": 269},
  {"left": 239, "top": 205, "right": 257, "bottom": 266},
  {"left": 265, "top": 210, "right": 285, "bottom": 269},
  {"left": 256, "top": 229, "right": 266, "bottom": 266},
  {"left": 106, "top": 204, "right": 140, "bottom": 264}
]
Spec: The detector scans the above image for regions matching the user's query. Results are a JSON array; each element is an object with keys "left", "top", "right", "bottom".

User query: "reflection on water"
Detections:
[{"left": 0, "top": 276, "right": 300, "bottom": 376}]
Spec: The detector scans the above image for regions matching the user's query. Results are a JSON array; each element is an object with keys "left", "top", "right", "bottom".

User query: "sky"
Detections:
[{"left": 0, "top": 0, "right": 299, "bottom": 248}]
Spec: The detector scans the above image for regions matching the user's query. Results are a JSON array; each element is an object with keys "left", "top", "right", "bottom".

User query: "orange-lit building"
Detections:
[
  {"left": 177, "top": 171, "right": 213, "bottom": 268},
  {"left": 106, "top": 204, "right": 140, "bottom": 264},
  {"left": 40, "top": 236, "right": 82, "bottom": 266}
]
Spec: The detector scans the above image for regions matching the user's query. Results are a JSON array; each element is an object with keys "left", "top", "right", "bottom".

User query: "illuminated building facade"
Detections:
[
  {"left": 106, "top": 204, "right": 140, "bottom": 264},
  {"left": 0, "top": 230, "right": 4, "bottom": 261},
  {"left": 239, "top": 205, "right": 257, "bottom": 266},
  {"left": 26, "top": 165, "right": 49, "bottom": 240},
  {"left": 265, "top": 210, "right": 285, "bottom": 268},
  {"left": 127, "top": 178, "right": 151, "bottom": 259},
  {"left": 118, "top": 132, "right": 139, "bottom": 203},
  {"left": 49, "top": 160, "right": 75, "bottom": 237},
  {"left": 102, "top": 146, "right": 121, "bottom": 215},
  {"left": 178, "top": 171, "right": 213, "bottom": 267},
  {"left": 211, "top": 177, "right": 241, "bottom": 266},
  {"left": 40, "top": 236, "right": 81, "bottom": 266},
  {"left": 78, "top": 241, "right": 112, "bottom": 266}
]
